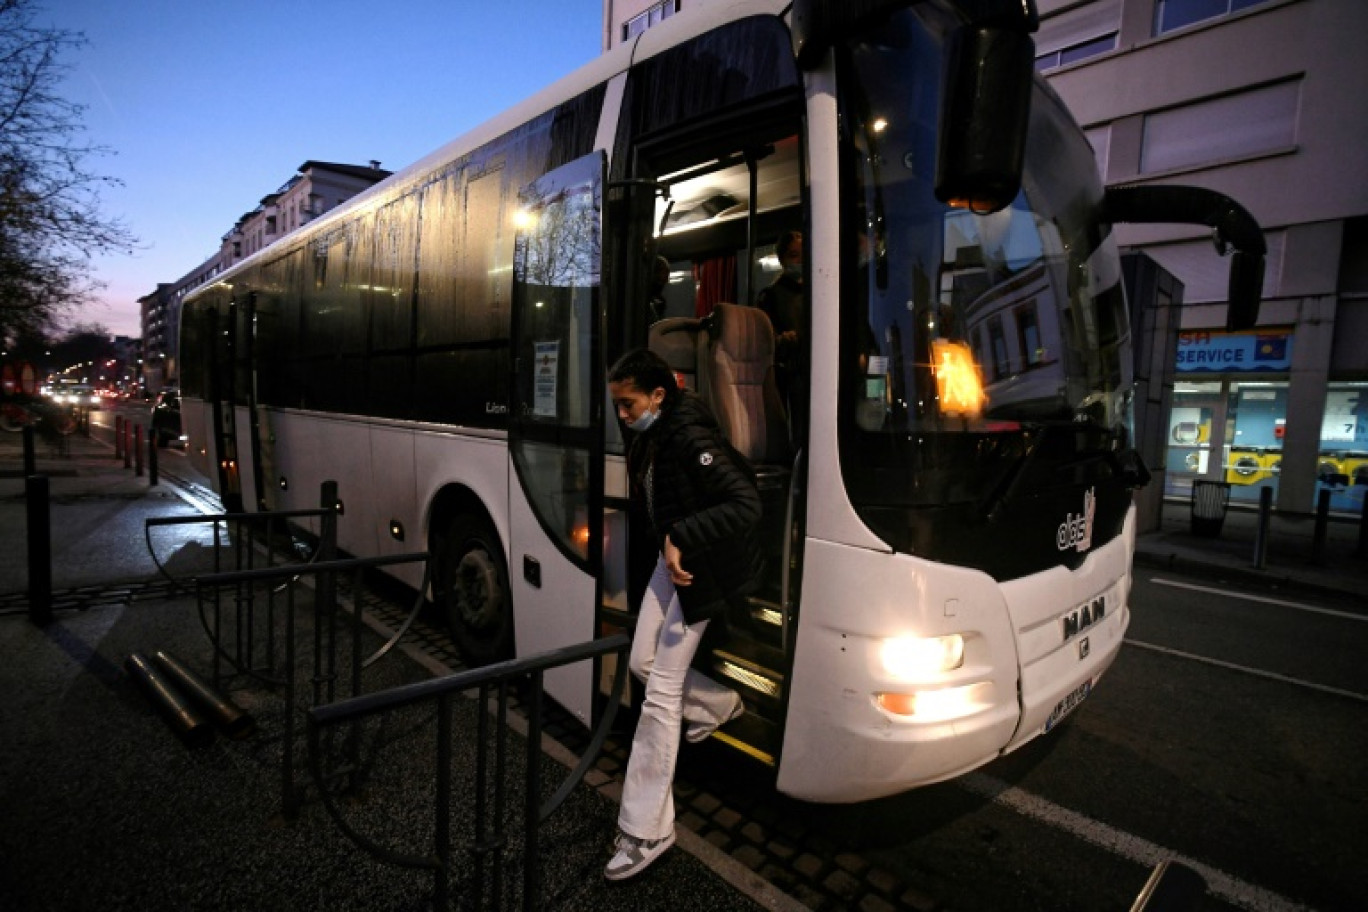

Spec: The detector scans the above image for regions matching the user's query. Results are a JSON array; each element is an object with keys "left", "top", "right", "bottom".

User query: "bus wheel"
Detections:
[{"left": 436, "top": 516, "right": 512, "bottom": 667}]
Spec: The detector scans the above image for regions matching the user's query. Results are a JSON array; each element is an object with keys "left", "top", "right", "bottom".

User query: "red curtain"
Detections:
[{"left": 693, "top": 254, "right": 737, "bottom": 318}]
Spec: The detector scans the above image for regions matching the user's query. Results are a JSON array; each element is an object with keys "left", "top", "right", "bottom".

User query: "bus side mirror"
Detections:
[
  {"left": 933, "top": 25, "right": 1035, "bottom": 214},
  {"left": 1103, "top": 185, "right": 1266, "bottom": 332}
]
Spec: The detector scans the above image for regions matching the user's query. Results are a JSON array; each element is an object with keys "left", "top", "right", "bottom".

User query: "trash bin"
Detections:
[{"left": 1191, "top": 480, "right": 1231, "bottom": 538}]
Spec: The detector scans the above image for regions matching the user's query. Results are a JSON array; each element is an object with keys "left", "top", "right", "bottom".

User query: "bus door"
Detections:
[
  {"left": 207, "top": 299, "right": 244, "bottom": 514},
  {"left": 508, "top": 152, "right": 607, "bottom": 727},
  {"left": 238, "top": 291, "right": 268, "bottom": 513},
  {"left": 607, "top": 14, "right": 810, "bottom": 763}
]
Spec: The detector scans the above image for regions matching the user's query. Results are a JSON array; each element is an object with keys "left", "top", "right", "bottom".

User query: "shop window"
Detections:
[
  {"left": 1165, "top": 380, "right": 1222, "bottom": 497},
  {"left": 1224, "top": 381, "right": 1286, "bottom": 505},
  {"left": 1317, "top": 382, "right": 1368, "bottom": 516}
]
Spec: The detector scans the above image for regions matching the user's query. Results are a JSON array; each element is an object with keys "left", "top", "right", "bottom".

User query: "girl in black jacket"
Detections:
[{"left": 603, "top": 348, "right": 761, "bottom": 881}]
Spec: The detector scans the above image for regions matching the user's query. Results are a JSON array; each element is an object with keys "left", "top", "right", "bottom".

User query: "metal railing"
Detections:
[
  {"left": 307, "top": 632, "right": 632, "bottom": 912},
  {"left": 143, "top": 479, "right": 433, "bottom": 816},
  {"left": 192, "top": 551, "right": 430, "bottom": 816}
]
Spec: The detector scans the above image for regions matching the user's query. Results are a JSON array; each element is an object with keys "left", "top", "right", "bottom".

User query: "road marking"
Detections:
[
  {"left": 1150, "top": 577, "right": 1367, "bottom": 622},
  {"left": 959, "top": 772, "right": 1316, "bottom": 912},
  {"left": 1124, "top": 639, "right": 1368, "bottom": 703}
]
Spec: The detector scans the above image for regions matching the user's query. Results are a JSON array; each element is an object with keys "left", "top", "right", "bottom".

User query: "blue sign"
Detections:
[{"left": 1175, "top": 329, "right": 1294, "bottom": 373}]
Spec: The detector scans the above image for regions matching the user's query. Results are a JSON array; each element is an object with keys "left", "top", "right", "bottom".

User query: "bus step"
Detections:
[
  {"left": 746, "top": 596, "right": 784, "bottom": 629},
  {"left": 708, "top": 644, "right": 784, "bottom": 704},
  {"left": 703, "top": 710, "right": 781, "bottom": 767}
]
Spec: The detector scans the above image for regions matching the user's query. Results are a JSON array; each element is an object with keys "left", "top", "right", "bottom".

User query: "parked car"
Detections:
[{"left": 150, "top": 389, "right": 182, "bottom": 447}]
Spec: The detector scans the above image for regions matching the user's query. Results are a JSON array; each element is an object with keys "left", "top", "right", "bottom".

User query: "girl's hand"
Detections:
[{"left": 664, "top": 534, "right": 692, "bottom": 586}]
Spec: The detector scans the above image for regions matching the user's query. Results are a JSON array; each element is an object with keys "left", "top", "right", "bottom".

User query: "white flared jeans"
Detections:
[{"left": 617, "top": 554, "right": 739, "bottom": 841}]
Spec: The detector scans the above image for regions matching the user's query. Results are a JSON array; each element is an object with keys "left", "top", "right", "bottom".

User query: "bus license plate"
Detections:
[{"left": 1044, "top": 679, "right": 1092, "bottom": 732}]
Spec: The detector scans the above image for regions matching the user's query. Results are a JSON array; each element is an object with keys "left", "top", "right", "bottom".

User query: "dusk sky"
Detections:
[{"left": 41, "top": 0, "right": 604, "bottom": 339}]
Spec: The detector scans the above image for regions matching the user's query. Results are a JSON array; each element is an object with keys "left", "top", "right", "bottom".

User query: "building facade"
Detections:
[
  {"left": 602, "top": 0, "right": 683, "bottom": 50},
  {"left": 219, "top": 160, "right": 390, "bottom": 268},
  {"left": 1038, "top": 0, "right": 1368, "bottom": 516}
]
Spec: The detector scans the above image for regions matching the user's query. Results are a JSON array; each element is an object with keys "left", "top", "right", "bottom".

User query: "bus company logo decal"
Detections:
[
  {"left": 1056, "top": 487, "right": 1096, "bottom": 552},
  {"left": 1062, "top": 596, "right": 1106, "bottom": 644}
]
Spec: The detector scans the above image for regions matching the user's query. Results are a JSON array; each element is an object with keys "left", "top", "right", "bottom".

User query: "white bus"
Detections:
[{"left": 179, "top": 0, "right": 1263, "bottom": 802}]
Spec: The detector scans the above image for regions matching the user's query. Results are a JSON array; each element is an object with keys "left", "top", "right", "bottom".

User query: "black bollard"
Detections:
[
  {"left": 152, "top": 650, "right": 255, "bottom": 739},
  {"left": 1358, "top": 490, "right": 1368, "bottom": 560},
  {"left": 148, "top": 432, "right": 159, "bottom": 486},
  {"left": 22, "top": 423, "right": 36, "bottom": 476},
  {"left": 1312, "top": 488, "right": 1331, "bottom": 564},
  {"left": 134, "top": 424, "right": 144, "bottom": 478},
  {"left": 25, "top": 474, "right": 52, "bottom": 627},
  {"left": 1252, "top": 486, "right": 1273, "bottom": 569},
  {"left": 122, "top": 419, "right": 132, "bottom": 469},
  {"left": 124, "top": 652, "right": 214, "bottom": 748}
]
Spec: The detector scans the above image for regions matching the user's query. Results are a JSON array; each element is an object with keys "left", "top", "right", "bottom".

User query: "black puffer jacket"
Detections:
[{"left": 629, "top": 389, "right": 763, "bottom": 626}]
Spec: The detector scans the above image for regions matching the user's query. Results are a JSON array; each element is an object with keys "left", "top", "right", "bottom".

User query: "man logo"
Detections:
[
  {"left": 1062, "top": 597, "right": 1105, "bottom": 643},
  {"left": 1056, "top": 487, "right": 1097, "bottom": 552}
]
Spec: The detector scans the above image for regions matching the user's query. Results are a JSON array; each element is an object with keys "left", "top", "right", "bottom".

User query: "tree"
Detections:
[{"left": 0, "top": 0, "right": 134, "bottom": 344}]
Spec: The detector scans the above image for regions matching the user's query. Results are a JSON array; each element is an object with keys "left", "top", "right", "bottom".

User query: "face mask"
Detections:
[
  {"left": 628, "top": 406, "right": 659, "bottom": 432},
  {"left": 783, "top": 263, "right": 803, "bottom": 282}
]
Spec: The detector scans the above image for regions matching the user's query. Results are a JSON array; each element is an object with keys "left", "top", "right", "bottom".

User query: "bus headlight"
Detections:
[{"left": 880, "top": 634, "right": 965, "bottom": 679}]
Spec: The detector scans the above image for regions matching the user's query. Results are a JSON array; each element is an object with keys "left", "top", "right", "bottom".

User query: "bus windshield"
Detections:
[{"left": 837, "top": 8, "right": 1134, "bottom": 577}]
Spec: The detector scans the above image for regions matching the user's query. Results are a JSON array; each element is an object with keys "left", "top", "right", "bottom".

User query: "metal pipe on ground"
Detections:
[
  {"left": 1130, "top": 859, "right": 1206, "bottom": 911},
  {"left": 124, "top": 652, "right": 214, "bottom": 748},
  {"left": 151, "top": 650, "right": 255, "bottom": 739}
]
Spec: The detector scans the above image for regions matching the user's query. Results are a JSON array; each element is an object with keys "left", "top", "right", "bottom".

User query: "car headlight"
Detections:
[{"left": 880, "top": 634, "right": 965, "bottom": 679}]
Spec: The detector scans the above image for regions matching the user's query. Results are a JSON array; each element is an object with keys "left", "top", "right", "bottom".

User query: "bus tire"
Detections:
[{"left": 436, "top": 515, "right": 512, "bottom": 667}]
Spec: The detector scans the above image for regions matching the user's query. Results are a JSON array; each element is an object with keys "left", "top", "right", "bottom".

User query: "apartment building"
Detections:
[{"left": 220, "top": 160, "right": 391, "bottom": 267}]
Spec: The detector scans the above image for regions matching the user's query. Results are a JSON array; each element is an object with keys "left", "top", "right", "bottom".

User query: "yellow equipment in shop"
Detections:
[
  {"left": 1341, "top": 452, "right": 1368, "bottom": 486},
  {"left": 1225, "top": 446, "right": 1281, "bottom": 485},
  {"left": 1317, "top": 454, "right": 1346, "bottom": 485}
]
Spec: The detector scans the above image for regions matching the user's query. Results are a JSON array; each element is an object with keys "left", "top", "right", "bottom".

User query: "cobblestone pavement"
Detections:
[{"left": 357, "top": 583, "right": 953, "bottom": 912}]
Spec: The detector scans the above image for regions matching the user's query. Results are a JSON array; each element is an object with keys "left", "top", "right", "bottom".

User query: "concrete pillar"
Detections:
[{"left": 1279, "top": 294, "right": 1337, "bottom": 514}]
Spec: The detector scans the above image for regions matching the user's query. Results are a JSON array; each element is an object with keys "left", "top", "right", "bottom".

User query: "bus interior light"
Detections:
[
  {"left": 881, "top": 634, "right": 965, "bottom": 679},
  {"left": 930, "top": 340, "right": 985, "bottom": 417}
]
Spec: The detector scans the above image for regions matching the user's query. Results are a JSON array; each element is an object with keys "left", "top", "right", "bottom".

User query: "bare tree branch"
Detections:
[{"left": 0, "top": 0, "right": 136, "bottom": 344}]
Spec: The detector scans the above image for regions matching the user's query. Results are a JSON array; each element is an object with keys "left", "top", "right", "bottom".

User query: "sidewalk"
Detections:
[
  {"left": 0, "top": 430, "right": 793, "bottom": 912},
  {"left": 1135, "top": 493, "right": 1368, "bottom": 600}
]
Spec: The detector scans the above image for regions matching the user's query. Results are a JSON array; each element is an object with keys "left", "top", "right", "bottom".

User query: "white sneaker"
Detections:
[
  {"left": 684, "top": 693, "right": 744, "bottom": 743},
  {"left": 604, "top": 830, "right": 676, "bottom": 880}
]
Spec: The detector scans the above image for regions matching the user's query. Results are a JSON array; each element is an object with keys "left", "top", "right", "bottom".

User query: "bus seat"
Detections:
[
  {"left": 700, "top": 303, "right": 790, "bottom": 469},
  {"left": 647, "top": 318, "right": 702, "bottom": 391}
]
